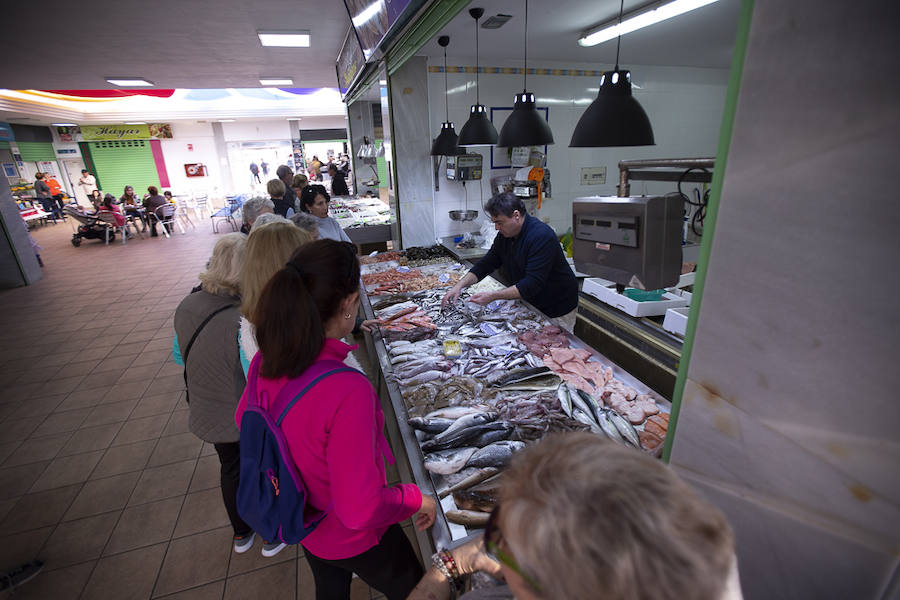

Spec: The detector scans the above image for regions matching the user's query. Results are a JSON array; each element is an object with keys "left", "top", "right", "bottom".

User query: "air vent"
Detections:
[{"left": 482, "top": 14, "right": 513, "bottom": 29}]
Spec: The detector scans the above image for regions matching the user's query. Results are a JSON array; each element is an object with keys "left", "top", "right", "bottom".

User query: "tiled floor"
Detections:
[{"left": 0, "top": 220, "right": 412, "bottom": 599}]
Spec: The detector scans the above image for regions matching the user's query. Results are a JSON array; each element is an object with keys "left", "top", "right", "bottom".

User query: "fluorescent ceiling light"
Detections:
[
  {"left": 257, "top": 30, "right": 311, "bottom": 47},
  {"left": 578, "top": 0, "right": 720, "bottom": 47},
  {"left": 286, "top": 117, "right": 303, "bottom": 120},
  {"left": 352, "top": 0, "right": 384, "bottom": 28},
  {"left": 124, "top": 121, "right": 146, "bottom": 125},
  {"left": 259, "top": 78, "right": 294, "bottom": 86},
  {"left": 379, "top": 80, "right": 387, "bottom": 85},
  {"left": 52, "top": 122, "right": 77, "bottom": 126},
  {"left": 217, "top": 119, "right": 236, "bottom": 122},
  {"left": 106, "top": 78, "right": 154, "bottom": 86}
]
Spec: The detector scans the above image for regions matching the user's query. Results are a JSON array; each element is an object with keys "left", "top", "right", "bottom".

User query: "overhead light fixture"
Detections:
[
  {"left": 497, "top": 0, "right": 553, "bottom": 148},
  {"left": 124, "top": 121, "right": 146, "bottom": 125},
  {"left": 457, "top": 8, "right": 498, "bottom": 147},
  {"left": 51, "top": 123, "right": 77, "bottom": 126},
  {"left": 217, "top": 119, "right": 236, "bottom": 122},
  {"left": 379, "top": 80, "right": 387, "bottom": 85},
  {"left": 257, "top": 30, "right": 311, "bottom": 47},
  {"left": 357, "top": 136, "right": 377, "bottom": 158},
  {"left": 106, "top": 78, "right": 154, "bottom": 87},
  {"left": 578, "top": 0, "right": 720, "bottom": 46},
  {"left": 571, "top": 0, "right": 654, "bottom": 147},
  {"left": 431, "top": 36, "right": 460, "bottom": 156},
  {"left": 286, "top": 117, "right": 303, "bottom": 121},
  {"left": 352, "top": 0, "right": 384, "bottom": 28},
  {"left": 259, "top": 77, "right": 294, "bottom": 86}
]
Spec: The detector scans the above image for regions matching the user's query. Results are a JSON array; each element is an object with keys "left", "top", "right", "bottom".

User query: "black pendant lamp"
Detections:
[
  {"left": 430, "top": 36, "right": 460, "bottom": 156},
  {"left": 457, "top": 7, "right": 498, "bottom": 147},
  {"left": 570, "top": 0, "right": 654, "bottom": 147},
  {"left": 497, "top": 0, "right": 553, "bottom": 148}
]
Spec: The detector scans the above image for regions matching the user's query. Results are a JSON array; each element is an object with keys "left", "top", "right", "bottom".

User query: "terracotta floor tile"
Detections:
[
  {"left": 131, "top": 391, "right": 183, "bottom": 419},
  {"left": 58, "top": 422, "right": 123, "bottom": 457},
  {"left": 152, "top": 526, "right": 232, "bottom": 597},
  {"left": 187, "top": 454, "right": 220, "bottom": 494},
  {"left": 1, "top": 560, "right": 95, "bottom": 599},
  {"left": 0, "top": 460, "right": 50, "bottom": 498},
  {"left": 223, "top": 560, "right": 296, "bottom": 600},
  {"left": 30, "top": 407, "right": 92, "bottom": 438},
  {"left": 81, "top": 542, "right": 168, "bottom": 600},
  {"left": 104, "top": 496, "right": 183, "bottom": 555},
  {"left": 0, "top": 483, "right": 81, "bottom": 534},
  {"left": 112, "top": 413, "right": 170, "bottom": 446},
  {"left": 90, "top": 439, "right": 156, "bottom": 480},
  {"left": 82, "top": 398, "right": 139, "bottom": 428},
  {"left": 28, "top": 449, "right": 104, "bottom": 493},
  {"left": 153, "top": 581, "right": 225, "bottom": 600},
  {"left": 128, "top": 459, "right": 196, "bottom": 506},
  {"left": 172, "top": 487, "right": 230, "bottom": 539},
  {"left": 0, "top": 526, "right": 54, "bottom": 576},
  {"left": 148, "top": 432, "right": 203, "bottom": 468},
  {"left": 161, "top": 409, "right": 191, "bottom": 437},
  {"left": 39, "top": 510, "right": 120, "bottom": 569},
  {"left": 3, "top": 432, "right": 70, "bottom": 467},
  {"left": 64, "top": 471, "right": 142, "bottom": 521}
]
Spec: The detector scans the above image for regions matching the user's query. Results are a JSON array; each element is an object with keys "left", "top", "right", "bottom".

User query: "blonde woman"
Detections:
[
  {"left": 238, "top": 221, "right": 316, "bottom": 374},
  {"left": 172, "top": 233, "right": 252, "bottom": 554},
  {"left": 408, "top": 433, "right": 742, "bottom": 600}
]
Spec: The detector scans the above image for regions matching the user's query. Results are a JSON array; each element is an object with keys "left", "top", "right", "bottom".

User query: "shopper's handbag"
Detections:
[
  {"left": 181, "top": 303, "right": 236, "bottom": 404},
  {"left": 236, "top": 353, "right": 360, "bottom": 545}
]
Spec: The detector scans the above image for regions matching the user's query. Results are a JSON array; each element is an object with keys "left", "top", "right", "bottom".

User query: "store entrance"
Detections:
[
  {"left": 60, "top": 158, "right": 87, "bottom": 204},
  {"left": 226, "top": 140, "right": 291, "bottom": 196}
]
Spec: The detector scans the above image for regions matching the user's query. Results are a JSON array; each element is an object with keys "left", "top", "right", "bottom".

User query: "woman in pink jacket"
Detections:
[{"left": 235, "top": 239, "right": 436, "bottom": 600}]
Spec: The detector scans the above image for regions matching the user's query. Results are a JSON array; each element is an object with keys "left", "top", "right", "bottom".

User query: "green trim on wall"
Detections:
[
  {"left": 385, "top": 0, "right": 470, "bottom": 76},
  {"left": 0, "top": 141, "right": 10, "bottom": 150},
  {"left": 345, "top": 67, "right": 383, "bottom": 107},
  {"left": 662, "top": 0, "right": 755, "bottom": 463}
]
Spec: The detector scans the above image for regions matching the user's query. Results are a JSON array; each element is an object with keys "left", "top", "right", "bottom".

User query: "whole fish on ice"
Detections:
[
  {"left": 424, "top": 447, "right": 478, "bottom": 475},
  {"left": 465, "top": 440, "right": 525, "bottom": 469}
]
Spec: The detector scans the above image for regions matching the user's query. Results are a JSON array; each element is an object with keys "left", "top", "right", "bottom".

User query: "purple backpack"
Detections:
[{"left": 236, "top": 354, "right": 359, "bottom": 545}]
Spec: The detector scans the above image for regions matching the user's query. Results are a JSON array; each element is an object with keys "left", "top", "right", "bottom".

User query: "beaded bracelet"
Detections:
[
  {"left": 432, "top": 551, "right": 454, "bottom": 583},
  {"left": 441, "top": 550, "right": 462, "bottom": 581}
]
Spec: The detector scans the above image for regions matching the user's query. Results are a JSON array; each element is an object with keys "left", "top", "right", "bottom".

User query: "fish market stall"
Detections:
[
  {"left": 330, "top": 195, "right": 395, "bottom": 248},
  {"left": 356, "top": 247, "right": 672, "bottom": 555}
]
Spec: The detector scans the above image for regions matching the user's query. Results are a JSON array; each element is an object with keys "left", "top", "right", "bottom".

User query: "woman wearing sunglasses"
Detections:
[{"left": 408, "top": 433, "right": 742, "bottom": 600}]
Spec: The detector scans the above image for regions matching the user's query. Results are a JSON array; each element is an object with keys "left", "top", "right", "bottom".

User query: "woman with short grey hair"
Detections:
[
  {"left": 173, "top": 233, "right": 258, "bottom": 555},
  {"left": 290, "top": 211, "right": 319, "bottom": 239},
  {"left": 240, "top": 196, "right": 275, "bottom": 233}
]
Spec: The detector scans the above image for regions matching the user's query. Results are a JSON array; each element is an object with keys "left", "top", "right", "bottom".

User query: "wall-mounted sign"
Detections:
[
  {"left": 56, "top": 148, "right": 78, "bottom": 155},
  {"left": 581, "top": 166, "right": 607, "bottom": 185},
  {"left": 335, "top": 27, "right": 366, "bottom": 97},
  {"left": 0, "top": 122, "right": 14, "bottom": 142},
  {"left": 2, "top": 163, "right": 17, "bottom": 178},
  {"left": 184, "top": 163, "right": 206, "bottom": 177},
  {"left": 81, "top": 123, "right": 173, "bottom": 141},
  {"left": 56, "top": 126, "right": 81, "bottom": 141}
]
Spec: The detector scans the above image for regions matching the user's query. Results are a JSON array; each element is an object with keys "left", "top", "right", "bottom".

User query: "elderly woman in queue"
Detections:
[
  {"left": 237, "top": 221, "right": 316, "bottom": 374},
  {"left": 290, "top": 211, "right": 319, "bottom": 240},
  {"left": 291, "top": 173, "right": 309, "bottom": 209},
  {"left": 299, "top": 184, "right": 352, "bottom": 243},
  {"left": 235, "top": 239, "right": 436, "bottom": 598},
  {"left": 239, "top": 196, "right": 275, "bottom": 234},
  {"left": 172, "top": 233, "right": 255, "bottom": 555},
  {"left": 407, "top": 433, "right": 742, "bottom": 600}
]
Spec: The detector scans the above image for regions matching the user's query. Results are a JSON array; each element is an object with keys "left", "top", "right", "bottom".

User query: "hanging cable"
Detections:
[
  {"left": 475, "top": 13, "right": 480, "bottom": 103},
  {"left": 443, "top": 46, "right": 450, "bottom": 121},
  {"left": 523, "top": 0, "right": 529, "bottom": 91},
  {"left": 614, "top": 0, "right": 624, "bottom": 69}
]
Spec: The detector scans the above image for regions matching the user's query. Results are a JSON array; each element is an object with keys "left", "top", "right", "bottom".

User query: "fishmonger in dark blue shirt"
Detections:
[{"left": 442, "top": 192, "right": 578, "bottom": 318}]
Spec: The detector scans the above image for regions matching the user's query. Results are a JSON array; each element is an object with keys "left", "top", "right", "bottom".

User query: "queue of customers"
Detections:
[{"left": 172, "top": 193, "right": 744, "bottom": 600}]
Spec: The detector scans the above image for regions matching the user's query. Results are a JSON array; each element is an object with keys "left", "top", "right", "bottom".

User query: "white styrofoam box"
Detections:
[
  {"left": 582, "top": 278, "right": 689, "bottom": 317},
  {"left": 663, "top": 307, "right": 690, "bottom": 337}
]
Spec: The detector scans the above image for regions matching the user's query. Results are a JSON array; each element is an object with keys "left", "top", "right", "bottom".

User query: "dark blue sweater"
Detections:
[{"left": 469, "top": 214, "right": 578, "bottom": 317}]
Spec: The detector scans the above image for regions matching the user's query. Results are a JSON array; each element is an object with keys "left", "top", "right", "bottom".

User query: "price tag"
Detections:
[
  {"left": 438, "top": 273, "right": 450, "bottom": 283},
  {"left": 396, "top": 266, "right": 411, "bottom": 273}
]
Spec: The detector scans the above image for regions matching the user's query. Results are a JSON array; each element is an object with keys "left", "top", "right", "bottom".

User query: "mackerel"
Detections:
[
  {"left": 423, "top": 421, "right": 512, "bottom": 451},
  {"left": 572, "top": 407, "right": 603, "bottom": 435},
  {"left": 596, "top": 410, "right": 626, "bottom": 444},
  {"left": 606, "top": 409, "right": 641, "bottom": 448},
  {"left": 556, "top": 383, "right": 573, "bottom": 418},
  {"left": 432, "top": 411, "right": 498, "bottom": 442}
]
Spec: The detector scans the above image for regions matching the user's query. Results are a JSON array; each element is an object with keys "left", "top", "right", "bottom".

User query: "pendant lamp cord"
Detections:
[
  {"left": 523, "top": 0, "right": 528, "bottom": 91},
  {"left": 475, "top": 14, "right": 480, "bottom": 103},
  {"left": 443, "top": 46, "right": 450, "bottom": 121},
  {"left": 614, "top": 0, "right": 624, "bottom": 70}
]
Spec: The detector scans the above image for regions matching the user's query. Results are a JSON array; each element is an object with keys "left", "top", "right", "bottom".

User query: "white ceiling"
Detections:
[
  {"left": 0, "top": 0, "right": 350, "bottom": 90},
  {"left": 418, "top": 0, "right": 742, "bottom": 69}
]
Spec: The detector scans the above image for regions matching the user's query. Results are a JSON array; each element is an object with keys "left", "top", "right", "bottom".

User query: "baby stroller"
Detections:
[{"left": 64, "top": 205, "right": 113, "bottom": 246}]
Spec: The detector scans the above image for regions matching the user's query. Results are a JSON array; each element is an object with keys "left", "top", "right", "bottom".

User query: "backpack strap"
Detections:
[
  {"left": 182, "top": 302, "right": 237, "bottom": 403},
  {"left": 272, "top": 360, "right": 364, "bottom": 426}
]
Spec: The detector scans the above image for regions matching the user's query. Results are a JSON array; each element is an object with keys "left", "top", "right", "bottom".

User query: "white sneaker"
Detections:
[
  {"left": 261, "top": 540, "right": 287, "bottom": 557},
  {"left": 233, "top": 532, "right": 256, "bottom": 553}
]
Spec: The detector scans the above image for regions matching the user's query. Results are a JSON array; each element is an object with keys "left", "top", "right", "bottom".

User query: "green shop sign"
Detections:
[{"left": 81, "top": 123, "right": 173, "bottom": 141}]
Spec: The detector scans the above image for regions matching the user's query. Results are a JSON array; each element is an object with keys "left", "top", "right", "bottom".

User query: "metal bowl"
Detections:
[{"left": 449, "top": 209, "right": 478, "bottom": 221}]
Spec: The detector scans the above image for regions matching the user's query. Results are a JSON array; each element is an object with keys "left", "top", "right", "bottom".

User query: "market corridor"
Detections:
[{"left": 0, "top": 223, "right": 398, "bottom": 599}]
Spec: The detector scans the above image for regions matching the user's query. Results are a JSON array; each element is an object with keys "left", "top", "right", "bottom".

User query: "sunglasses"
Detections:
[{"left": 483, "top": 505, "right": 542, "bottom": 592}]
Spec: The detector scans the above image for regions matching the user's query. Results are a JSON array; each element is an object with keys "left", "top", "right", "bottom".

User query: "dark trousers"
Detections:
[
  {"left": 213, "top": 441, "right": 252, "bottom": 537},
  {"left": 304, "top": 524, "right": 423, "bottom": 600}
]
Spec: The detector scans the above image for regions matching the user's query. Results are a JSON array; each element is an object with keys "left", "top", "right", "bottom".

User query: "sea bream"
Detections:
[
  {"left": 465, "top": 440, "right": 526, "bottom": 469},
  {"left": 407, "top": 417, "right": 455, "bottom": 434},
  {"left": 421, "top": 421, "right": 513, "bottom": 452},
  {"left": 431, "top": 411, "right": 498, "bottom": 442},
  {"left": 424, "top": 447, "right": 479, "bottom": 475}
]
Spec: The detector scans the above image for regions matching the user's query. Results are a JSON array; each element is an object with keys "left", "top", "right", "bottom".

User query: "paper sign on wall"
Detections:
[{"left": 581, "top": 166, "right": 607, "bottom": 185}]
